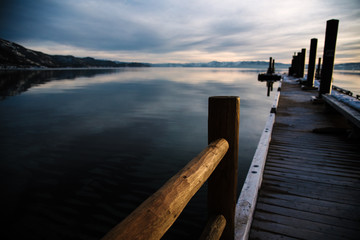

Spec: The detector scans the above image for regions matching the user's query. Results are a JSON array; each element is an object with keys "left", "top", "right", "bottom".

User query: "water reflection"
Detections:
[
  {"left": 0, "top": 68, "right": 273, "bottom": 240},
  {"left": 0, "top": 69, "right": 124, "bottom": 99},
  {"left": 257, "top": 80, "right": 276, "bottom": 97},
  {"left": 257, "top": 77, "right": 281, "bottom": 97}
]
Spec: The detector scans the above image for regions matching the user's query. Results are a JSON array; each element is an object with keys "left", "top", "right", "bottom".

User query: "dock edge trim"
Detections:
[{"left": 234, "top": 80, "right": 281, "bottom": 240}]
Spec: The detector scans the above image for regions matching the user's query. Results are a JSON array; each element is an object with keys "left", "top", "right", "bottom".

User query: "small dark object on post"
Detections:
[{"left": 258, "top": 57, "right": 281, "bottom": 81}]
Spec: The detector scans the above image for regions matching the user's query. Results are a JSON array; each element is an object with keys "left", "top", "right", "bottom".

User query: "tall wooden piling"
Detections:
[
  {"left": 315, "top": 57, "right": 322, "bottom": 79},
  {"left": 267, "top": 57, "right": 273, "bottom": 74},
  {"left": 299, "top": 48, "right": 306, "bottom": 78},
  {"left": 306, "top": 38, "right": 318, "bottom": 87},
  {"left": 289, "top": 53, "right": 297, "bottom": 76},
  {"left": 319, "top": 19, "right": 339, "bottom": 96},
  {"left": 272, "top": 59, "right": 275, "bottom": 74},
  {"left": 208, "top": 96, "right": 240, "bottom": 240},
  {"left": 294, "top": 53, "right": 300, "bottom": 77}
]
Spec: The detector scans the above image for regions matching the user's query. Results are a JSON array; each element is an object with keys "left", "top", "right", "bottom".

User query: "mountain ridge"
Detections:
[
  {"left": 0, "top": 38, "right": 150, "bottom": 68},
  {"left": 1, "top": 38, "right": 359, "bottom": 70},
  {"left": 150, "top": 60, "right": 289, "bottom": 68}
]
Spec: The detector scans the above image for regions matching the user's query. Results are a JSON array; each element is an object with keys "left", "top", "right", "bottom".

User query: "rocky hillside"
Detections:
[{"left": 0, "top": 38, "right": 149, "bottom": 68}]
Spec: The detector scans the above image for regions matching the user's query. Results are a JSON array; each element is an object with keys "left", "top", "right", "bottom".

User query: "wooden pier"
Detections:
[
  {"left": 236, "top": 19, "right": 360, "bottom": 239},
  {"left": 100, "top": 19, "right": 360, "bottom": 240},
  {"left": 248, "top": 81, "right": 360, "bottom": 239},
  {"left": 101, "top": 80, "right": 360, "bottom": 239}
]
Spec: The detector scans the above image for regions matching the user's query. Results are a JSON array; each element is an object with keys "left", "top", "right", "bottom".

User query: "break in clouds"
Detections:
[{"left": 1, "top": 0, "right": 359, "bottom": 63}]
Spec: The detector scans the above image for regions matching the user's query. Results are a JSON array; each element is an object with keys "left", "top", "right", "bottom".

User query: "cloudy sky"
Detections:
[{"left": 1, "top": 0, "right": 359, "bottom": 63}]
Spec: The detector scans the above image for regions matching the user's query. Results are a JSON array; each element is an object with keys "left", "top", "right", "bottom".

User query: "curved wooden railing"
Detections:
[{"left": 102, "top": 96, "right": 240, "bottom": 240}]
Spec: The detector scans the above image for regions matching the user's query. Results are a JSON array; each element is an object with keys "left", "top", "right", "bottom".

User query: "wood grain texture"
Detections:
[
  {"left": 249, "top": 81, "right": 360, "bottom": 240},
  {"left": 200, "top": 215, "right": 227, "bottom": 240},
  {"left": 208, "top": 96, "right": 240, "bottom": 240},
  {"left": 235, "top": 81, "right": 281, "bottom": 240},
  {"left": 102, "top": 138, "right": 229, "bottom": 240}
]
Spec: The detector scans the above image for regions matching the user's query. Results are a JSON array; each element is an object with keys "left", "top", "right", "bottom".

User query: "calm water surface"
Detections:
[
  {"left": 0, "top": 67, "right": 298, "bottom": 239},
  {"left": 333, "top": 70, "right": 360, "bottom": 96}
]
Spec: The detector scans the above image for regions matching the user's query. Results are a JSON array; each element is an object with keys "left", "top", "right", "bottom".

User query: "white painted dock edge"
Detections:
[
  {"left": 234, "top": 80, "right": 281, "bottom": 240},
  {"left": 271, "top": 81, "right": 281, "bottom": 113}
]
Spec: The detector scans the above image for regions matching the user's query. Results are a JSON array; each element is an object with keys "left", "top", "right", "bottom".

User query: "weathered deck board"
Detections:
[{"left": 249, "top": 82, "right": 360, "bottom": 240}]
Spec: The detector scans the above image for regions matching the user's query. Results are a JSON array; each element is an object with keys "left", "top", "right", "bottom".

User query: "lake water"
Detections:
[
  {"left": 0, "top": 67, "right": 358, "bottom": 240},
  {"left": 332, "top": 70, "right": 360, "bottom": 96}
]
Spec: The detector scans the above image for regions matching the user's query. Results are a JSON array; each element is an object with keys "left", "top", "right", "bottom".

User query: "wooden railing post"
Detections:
[
  {"left": 319, "top": 19, "right": 339, "bottom": 97},
  {"left": 208, "top": 96, "right": 240, "bottom": 240},
  {"left": 306, "top": 38, "right": 318, "bottom": 87}
]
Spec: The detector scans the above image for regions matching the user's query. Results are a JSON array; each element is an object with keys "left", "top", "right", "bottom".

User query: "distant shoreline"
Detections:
[
  {"left": 1, "top": 64, "right": 360, "bottom": 71},
  {"left": 1, "top": 38, "right": 359, "bottom": 70}
]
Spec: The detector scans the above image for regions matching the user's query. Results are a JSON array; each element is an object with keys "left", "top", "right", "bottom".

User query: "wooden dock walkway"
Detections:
[{"left": 248, "top": 81, "right": 360, "bottom": 240}]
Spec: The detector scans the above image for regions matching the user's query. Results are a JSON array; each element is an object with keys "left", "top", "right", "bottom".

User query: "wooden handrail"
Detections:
[
  {"left": 200, "top": 215, "right": 227, "bottom": 240},
  {"left": 102, "top": 96, "right": 240, "bottom": 240},
  {"left": 102, "top": 138, "right": 229, "bottom": 240}
]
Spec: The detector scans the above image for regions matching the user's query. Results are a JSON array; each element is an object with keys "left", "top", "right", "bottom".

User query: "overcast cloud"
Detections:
[{"left": 1, "top": 0, "right": 359, "bottom": 63}]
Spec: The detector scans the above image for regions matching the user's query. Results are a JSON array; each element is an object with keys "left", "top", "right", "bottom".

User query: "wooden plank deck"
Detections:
[{"left": 248, "top": 81, "right": 360, "bottom": 240}]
